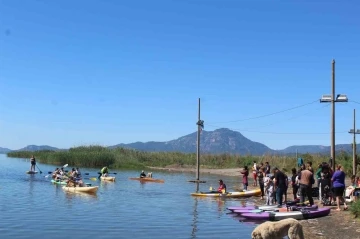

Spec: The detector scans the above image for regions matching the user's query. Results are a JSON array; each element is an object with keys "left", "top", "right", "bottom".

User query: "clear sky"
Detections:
[{"left": 1, "top": 0, "right": 360, "bottom": 150}]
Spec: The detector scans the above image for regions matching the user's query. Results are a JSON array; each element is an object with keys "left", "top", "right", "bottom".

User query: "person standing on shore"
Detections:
[
  {"left": 252, "top": 161, "right": 258, "bottom": 187},
  {"left": 257, "top": 167, "right": 265, "bottom": 200},
  {"left": 240, "top": 166, "right": 249, "bottom": 191},
  {"left": 298, "top": 166, "right": 314, "bottom": 206},
  {"left": 265, "top": 162, "right": 271, "bottom": 176},
  {"left": 291, "top": 168, "right": 299, "bottom": 200},
  {"left": 30, "top": 155, "right": 36, "bottom": 172},
  {"left": 331, "top": 164, "right": 348, "bottom": 211},
  {"left": 273, "top": 167, "right": 287, "bottom": 207}
]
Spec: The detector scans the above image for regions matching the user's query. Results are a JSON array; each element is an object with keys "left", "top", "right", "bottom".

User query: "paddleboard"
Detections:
[
  {"left": 26, "top": 171, "right": 38, "bottom": 174},
  {"left": 241, "top": 207, "right": 330, "bottom": 221}
]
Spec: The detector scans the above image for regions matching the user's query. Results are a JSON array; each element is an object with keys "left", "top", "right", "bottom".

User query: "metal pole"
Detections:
[
  {"left": 196, "top": 98, "right": 200, "bottom": 181},
  {"left": 331, "top": 59, "right": 336, "bottom": 172},
  {"left": 353, "top": 109, "right": 356, "bottom": 176}
]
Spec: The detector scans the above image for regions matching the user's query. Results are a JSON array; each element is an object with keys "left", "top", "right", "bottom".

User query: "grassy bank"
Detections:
[{"left": 6, "top": 145, "right": 358, "bottom": 175}]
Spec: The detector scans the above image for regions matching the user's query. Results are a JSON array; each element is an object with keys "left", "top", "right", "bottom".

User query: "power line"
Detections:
[
  {"left": 208, "top": 99, "right": 319, "bottom": 124},
  {"left": 205, "top": 124, "right": 348, "bottom": 135},
  {"left": 240, "top": 104, "right": 330, "bottom": 130},
  {"left": 350, "top": 100, "right": 360, "bottom": 105}
]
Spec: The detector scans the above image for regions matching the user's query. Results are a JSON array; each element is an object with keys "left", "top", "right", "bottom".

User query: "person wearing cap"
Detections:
[
  {"left": 140, "top": 170, "right": 146, "bottom": 178},
  {"left": 218, "top": 179, "right": 226, "bottom": 193},
  {"left": 273, "top": 167, "right": 288, "bottom": 207}
]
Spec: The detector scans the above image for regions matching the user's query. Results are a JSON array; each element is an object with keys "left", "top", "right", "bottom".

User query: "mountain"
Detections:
[
  {"left": 2, "top": 128, "right": 358, "bottom": 155},
  {"left": 110, "top": 128, "right": 273, "bottom": 155},
  {"left": 0, "top": 147, "right": 12, "bottom": 154},
  {"left": 16, "top": 145, "right": 61, "bottom": 152}
]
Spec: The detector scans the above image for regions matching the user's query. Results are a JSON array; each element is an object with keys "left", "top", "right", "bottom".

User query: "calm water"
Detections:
[{"left": 0, "top": 154, "right": 259, "bottom": 239}]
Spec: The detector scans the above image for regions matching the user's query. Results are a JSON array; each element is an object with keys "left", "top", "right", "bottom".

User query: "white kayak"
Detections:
[
  {"left": 100, "top": 176, "right": 116, "bottom": 181},
  {"left": 62, "top": 186, "right": 98, "bottom": 193}
]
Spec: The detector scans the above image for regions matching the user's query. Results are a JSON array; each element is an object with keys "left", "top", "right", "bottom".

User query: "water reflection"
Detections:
[{"left": 191, "top": 183, "right": 200, "bottom": 239}]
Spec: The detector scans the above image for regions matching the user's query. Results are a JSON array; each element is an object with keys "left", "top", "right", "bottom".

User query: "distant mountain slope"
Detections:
[
  {"left": 2, "top": 128, "right": 359, "bottom": 155},
  {"left": 0, "top": 147, "right": 12, "bottom": 154},
  {"left": 110, "top": 128, "right": 273, "bottom": 155},
  {"left": 16, "top": 145, "right": 61, "bottom": 152}
]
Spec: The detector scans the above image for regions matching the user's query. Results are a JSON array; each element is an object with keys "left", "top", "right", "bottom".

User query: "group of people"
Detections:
[{"left": 52, "top": 167, "right": 85, "bottom": 187}]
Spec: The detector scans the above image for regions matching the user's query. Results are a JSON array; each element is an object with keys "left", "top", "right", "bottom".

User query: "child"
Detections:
[{"left": 264, "top": 176, "right": 274, "bottom": 205}]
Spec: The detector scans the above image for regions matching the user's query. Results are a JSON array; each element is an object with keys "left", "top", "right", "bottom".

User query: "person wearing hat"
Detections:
[
  {"left": 217, "top": 179, "right": 226, "bottom": 193},
  {"left": 140, "top": 170, "right": 146, "bottom": 178},
  {"left": 273, "top": 167, "right": 288, "bottom": 207}
]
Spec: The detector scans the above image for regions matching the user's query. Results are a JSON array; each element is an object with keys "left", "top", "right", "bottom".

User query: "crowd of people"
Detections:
[
  {"left": 234, "top": 158, "right": 360, "bottom": 211},
  {"left": 51, "top": 167, "right": 85, "bottom": 187}
]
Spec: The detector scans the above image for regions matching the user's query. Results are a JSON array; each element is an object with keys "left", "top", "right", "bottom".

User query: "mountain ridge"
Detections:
[{"left": 2, "top": 128, "right": 357, "bottom": 155}]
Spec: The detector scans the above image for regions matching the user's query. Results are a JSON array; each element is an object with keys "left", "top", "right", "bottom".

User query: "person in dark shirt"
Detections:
[
  {"left": 140, "top": 170, "right": 146, "bottom": 178},
  {"left": 273, "top": 167, "right": 287, "bottom": 206},
  {"left": 265, "top": 162, "right": 271, "bottom": 176},
  {"left": 291, "top": 168, "right": 299, "bottom": 200}
]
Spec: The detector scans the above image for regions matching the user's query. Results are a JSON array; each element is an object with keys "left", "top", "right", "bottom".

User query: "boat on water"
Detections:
[
  {"left": 129, "top": 177, "right": 165, "bottom": 183},
  {"left": 100, "top": 176, "right": 116, "bottom": 181},
  {"left": 51, "top": 179, "right": 67, "bottom": 185},
  {"left": 62, "top": 185, "right": 99, "bottom": 194},
  {"left": 240, "top": 207, "right": 330, "bottom": 221},
  {"left": 191, "top": 188, "right": 262, "bottom": 198},
  {"left": 26, "top": 171, "right": 38, "bottom": 174}
]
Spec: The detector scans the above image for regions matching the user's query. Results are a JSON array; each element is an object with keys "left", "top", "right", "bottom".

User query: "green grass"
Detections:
[{"left": 6, "top": 145, "right": 359, "bottom": 175}]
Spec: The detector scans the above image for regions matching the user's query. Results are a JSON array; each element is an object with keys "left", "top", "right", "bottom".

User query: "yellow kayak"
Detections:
[
  {"left": 100, "top": 176, "right": 116, "bottom": 181},
  {"left": 129, "top": 177, "right": 165, "bottom": 183},
  {"left": 191, "top": 188, "right": 262, "bottom": 198},
  {"left": 62, "top": 186, "right": 99, "bottom": 194}
]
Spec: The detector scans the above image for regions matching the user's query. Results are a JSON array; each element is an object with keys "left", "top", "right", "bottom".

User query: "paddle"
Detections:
[
  {"left": 83, "top": 177, "right": 97, "bottom": 181},
  {"left": 35, "top": 164, "right": 43, "bottom": 174}
]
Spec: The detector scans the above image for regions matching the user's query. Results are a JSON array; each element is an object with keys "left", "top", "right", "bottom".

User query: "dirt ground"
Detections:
[{"left": 149, "top": 165, "right": 360, "bottom": 239}]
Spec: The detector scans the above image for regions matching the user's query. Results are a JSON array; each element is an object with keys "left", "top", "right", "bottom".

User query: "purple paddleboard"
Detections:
[{"left": 241, "top": 207, "right": 330, "bottom": 221}]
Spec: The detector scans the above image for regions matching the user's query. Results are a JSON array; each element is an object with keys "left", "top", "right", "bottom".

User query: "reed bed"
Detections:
[{"left": 6, "top": 145, "right": 358, "bottom": 175}]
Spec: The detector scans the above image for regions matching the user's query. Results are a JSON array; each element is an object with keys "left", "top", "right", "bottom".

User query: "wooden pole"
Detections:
[
  {"left": 353, "top": 109, "right": 357, "bottom": 176},
  {"left": 331, "top": 59, "right": 336, "bottom": 172},
  {"left": 196, "top": 98, "right": 200, "bottom": 181}
]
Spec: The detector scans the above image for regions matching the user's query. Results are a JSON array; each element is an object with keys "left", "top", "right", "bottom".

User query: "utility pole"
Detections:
[
  {"left": 189, "top": 98, "right": 205, "bottom": 184},
  {"left": 320, "top": 59, "right": 348, "bottom": 172},
  {"left": 349, "top": 109, "right": 360, "bottom": 176},
  {"left": 196, "top": 98, "right": 201, "bottom": 181}
]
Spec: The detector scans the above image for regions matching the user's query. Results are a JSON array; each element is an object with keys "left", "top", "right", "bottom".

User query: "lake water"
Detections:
[{"left": 0, "top": 154, "right": 260, "bottom": 239}]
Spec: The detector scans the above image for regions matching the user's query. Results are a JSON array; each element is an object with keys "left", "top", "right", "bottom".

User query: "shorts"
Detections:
[
  {"left": 31, "top": 162, "right": 36, "bottom": 165},
  {"left": 333, "top": 187, "right": 345, "bottom": 197},
  {"left": 253, "top": 173, "right": 257, "bottom": 179}
]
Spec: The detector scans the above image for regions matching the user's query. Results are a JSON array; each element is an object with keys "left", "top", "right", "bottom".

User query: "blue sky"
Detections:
[{"left": 1, "top": 0, "right": 360, "bottom": 150}]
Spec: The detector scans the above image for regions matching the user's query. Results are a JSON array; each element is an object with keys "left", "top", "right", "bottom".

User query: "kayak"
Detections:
[
  {"left": 26, "top": 171, "right": 38, "bottom": 174},
  {"left": 51, "top": 179, "right": 67, "bottom": 185},
  {"left": 234, "top": 205, "right": 318, "bottom": 214},
  {"left": 129, "top": 177, "right": 165, "bottom": 183},
  {"left": 62, "top": 186, "right": 99, "bottom": 193},
  {"left": 191, "top": 189, "right": 261, "bottom": 198},
  {"left": 100, "top": 176, "right": 116, "bottom": 181},
  {"left": 241, "top": 207, "right": 330, "bottom": 221}
]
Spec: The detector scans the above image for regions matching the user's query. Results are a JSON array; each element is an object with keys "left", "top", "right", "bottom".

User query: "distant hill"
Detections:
[
  {"left": 2, "top": 128, "right": 359, "bottom": 156},
  {"left": 16, "top": 145, "right": 62, "bottom": 152},
  {"left": 0, "top": 147, "right": 12, "bottom": 154},
  {"left": 110, "top": 128, "right": 274, "bottom": 155}
]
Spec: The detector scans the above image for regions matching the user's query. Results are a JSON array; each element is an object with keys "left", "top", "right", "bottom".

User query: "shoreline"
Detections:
[{"left": 147, "top": 166, "right": 242, "bottom": 177}]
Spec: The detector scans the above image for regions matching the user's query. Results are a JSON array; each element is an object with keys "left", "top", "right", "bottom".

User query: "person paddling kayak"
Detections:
[
  {"left": 101, "top": 166, "right": 109, "bottom": 177},
  {"left": 140, "top": 170, "right": 146, "bottom": 178},
  {"left": 30, "top": 155, "right": 36, "bottom": 172},
  {"left": 218, "top": 179, "right": 226, "bottom": 193}
]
